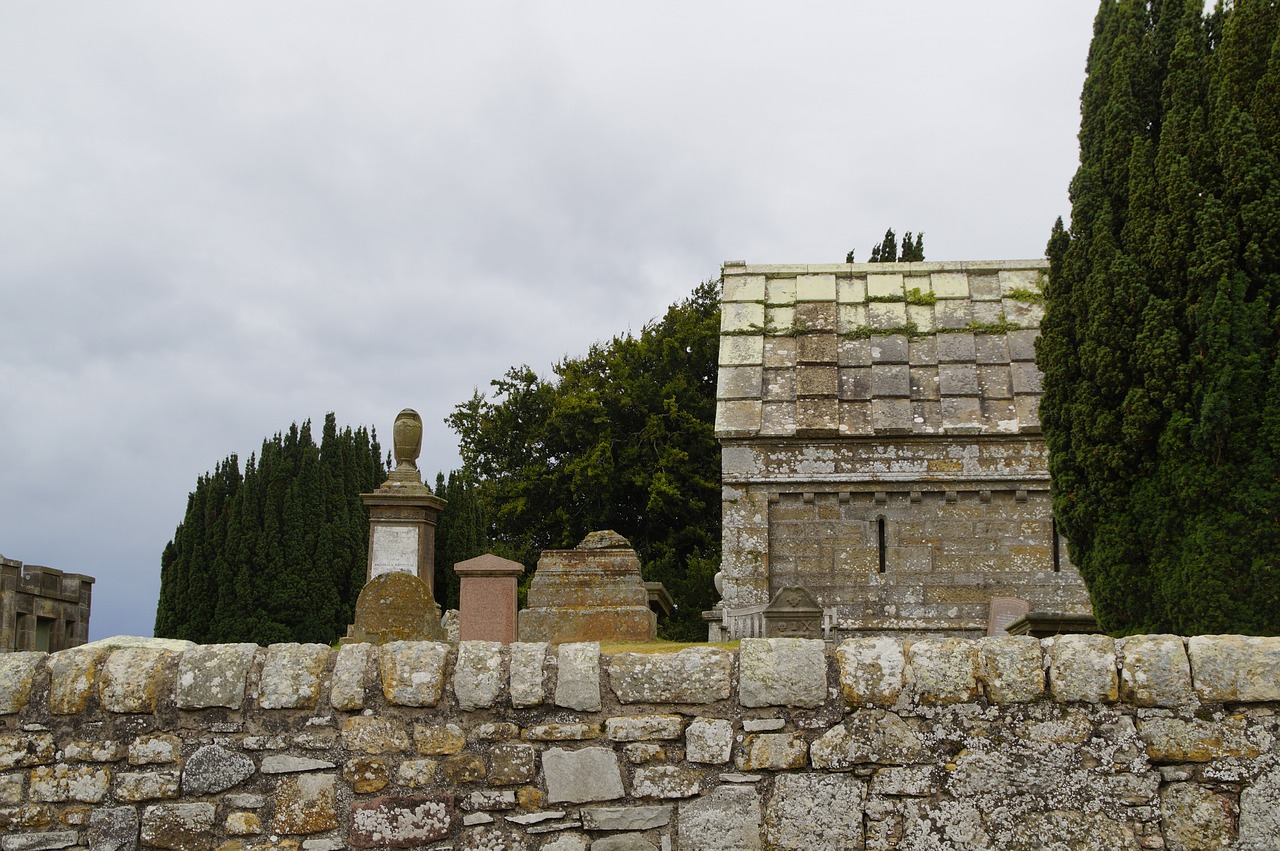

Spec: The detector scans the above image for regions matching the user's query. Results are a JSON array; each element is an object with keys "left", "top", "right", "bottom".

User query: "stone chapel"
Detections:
[{"left": 709, "top": 259, "right": 1094, "bottom": 640}]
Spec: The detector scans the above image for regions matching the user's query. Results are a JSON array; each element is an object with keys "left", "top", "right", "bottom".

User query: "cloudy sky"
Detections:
[{"left": 0, "top": 2, "right": 1098, "bottom": 641}]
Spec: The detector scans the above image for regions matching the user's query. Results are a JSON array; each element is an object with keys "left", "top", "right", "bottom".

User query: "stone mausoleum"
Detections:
[
  {"left": 711, "top": 259, "right": 1093, "bottom": 639},
  {"left": 0, "top": 554, "right": 93, "bottom": 652}
]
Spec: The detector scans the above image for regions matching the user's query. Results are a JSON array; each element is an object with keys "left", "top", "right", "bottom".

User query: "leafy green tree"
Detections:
[
  {"left": 1039, "top": 0, "right": 1280, "bottom": 634},
  {"left": 901, "top": 231, "right": 926, "bottom": 262},
  {"left": 869, "top": 228, "right": 897, "bottom": 262},
  {"left": 447, "top": 280, "right": 722, "bottom": 639},
  {"left": 156, "top": 414, "right": 385, "bottom": 644}
]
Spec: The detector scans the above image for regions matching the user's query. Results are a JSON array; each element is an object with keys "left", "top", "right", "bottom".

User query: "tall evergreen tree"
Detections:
[
  {"left": 869, "top": 228, "right": 897, "bottom": 262},
  {"left": 1040, "top": 0, "right": 1280, "bottom": 634},
  {"left": 155, "top": 414, "right": 385, "bottom": 644},
  {"left": 868, "top": 228, "right": 925, "bottom": 262}
]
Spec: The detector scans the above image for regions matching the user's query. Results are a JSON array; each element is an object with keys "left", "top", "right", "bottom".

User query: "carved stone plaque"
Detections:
[
  {"left": 371, "top": 525, "right": 419, "bottom": 578},
  {"left": 987, "top": 596, "right": 1030, "bottom": 637},
  {"left": 763, "top": 585, "right": 823, "bottom": 639}
]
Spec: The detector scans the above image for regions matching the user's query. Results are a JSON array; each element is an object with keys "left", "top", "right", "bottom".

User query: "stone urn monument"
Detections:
[{"left": 344, "top": 408, "right": 447, "bottom": 644}]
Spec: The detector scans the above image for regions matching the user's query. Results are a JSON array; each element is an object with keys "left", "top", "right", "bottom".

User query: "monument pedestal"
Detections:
[
  {"left": 454, "top": 554, "right": 524, "bottom": 644},
  {"left": 517, "top": 531, "right": 656, "bottom": 644}
]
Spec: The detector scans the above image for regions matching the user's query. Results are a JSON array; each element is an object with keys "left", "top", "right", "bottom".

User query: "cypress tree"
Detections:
[
  {"left": 156, "top": 414, "right": 386, "bottom": 644},
  {"left": 1040, "top": 0, "right": 1280, "bottom": 634}
]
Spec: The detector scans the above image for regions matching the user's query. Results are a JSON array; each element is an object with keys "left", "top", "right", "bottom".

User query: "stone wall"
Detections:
[{"left": 1, "top": 634, "right": 1278, "bottom": 850}]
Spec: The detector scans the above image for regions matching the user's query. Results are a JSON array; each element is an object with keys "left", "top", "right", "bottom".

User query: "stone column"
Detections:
[
  {"left": 454, "top": 554, "right": 525, "bottom": 644},
  {"left": 346, "top": 409, "right": 447, "bottom": 644}
]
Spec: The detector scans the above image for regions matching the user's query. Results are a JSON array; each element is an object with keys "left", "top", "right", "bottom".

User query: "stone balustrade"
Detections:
[{"left": 1, "top": 634, "right": 1278, "bottom": 849}]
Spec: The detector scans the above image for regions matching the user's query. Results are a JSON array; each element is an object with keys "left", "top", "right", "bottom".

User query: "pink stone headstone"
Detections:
[{"left": 454, "top": 554, "right": 525, "bottom": 644}]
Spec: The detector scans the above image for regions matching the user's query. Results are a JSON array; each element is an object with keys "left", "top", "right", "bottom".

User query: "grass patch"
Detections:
[
  {"left": 1004, "top": 288, "right": 1045, "bottom": 304},
  {"left": 841, "top": 322, "right": 924, "bottom": 340},
  {"left": 905, "top": 286, "right": 937, "bottom": 306},
  {"left": 968, "top": 319, "right": 1022, "bottom": 334}
]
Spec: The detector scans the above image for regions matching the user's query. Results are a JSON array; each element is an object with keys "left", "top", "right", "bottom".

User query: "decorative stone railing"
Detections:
[{"left": 1, "top": 634, "right": 1278, "bottom": 850}]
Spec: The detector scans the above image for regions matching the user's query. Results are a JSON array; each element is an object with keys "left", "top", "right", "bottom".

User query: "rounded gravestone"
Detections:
[{"left": 350, "top": 571, "right": 445, "bottom": 643}]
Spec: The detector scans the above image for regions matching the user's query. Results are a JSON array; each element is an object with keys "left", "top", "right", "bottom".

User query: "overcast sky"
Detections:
[{"left": 0, "top": 2, "right": 1098, "bottom": 641}]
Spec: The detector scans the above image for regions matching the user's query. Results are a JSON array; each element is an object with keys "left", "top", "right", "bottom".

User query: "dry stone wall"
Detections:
[{"left": 1, "top": 634, "right": 1279, "bottom": 850}]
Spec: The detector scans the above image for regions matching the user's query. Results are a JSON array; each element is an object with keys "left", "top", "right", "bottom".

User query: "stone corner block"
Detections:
[
  {"left": 678, "top": 784, "right": 762, "bottom": 851},
  {"left": 258, "top": 643, "right": 331, "bottom": 710},
  {"left": 379, "top": 641, "right": 450, "bottom": 707},
  {"left": 176, "top": 643, "right": 258, "bottom": 710},
  {"left": 836, "top": 637, "right": 905, "bottom": 706},
  {"left": 739, "top": 638, "right": 827, "bottom": 709},
  {"left": 555, "top": 642, "right": 601, "bottom": 712},
  {"left": 1046, "top": 634, "right": 1118, "bottom": 703},
  {"left": 1117, "top": 634, "right": 1193, "bottom": 707},
  {"left": 453, "top": 640, "right": 504, "bottom": 711},
  {"left": 1188, "top": 634, "right": 1280, "bottom": 703}
]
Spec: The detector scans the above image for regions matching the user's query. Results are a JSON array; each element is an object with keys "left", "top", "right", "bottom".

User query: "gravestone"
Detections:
[
  {"left": 762, "top": 586, "right": 823, "bottom": 639},
  {"left": 345, "top": 408, "right": 447, "bottom": 644},
  {"left": 987, "top": 597, "right": 1031, "bottom": 637},
  {"left": 517, "top": 531, "right": 656, "bottom": 644},
  {"left": 454, "top": 553, "right": 524, "bottom": 644}
]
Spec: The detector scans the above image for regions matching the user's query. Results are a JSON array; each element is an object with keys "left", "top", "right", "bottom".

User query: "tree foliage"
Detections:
[
  {"left": 867, "top": 228, "right": 925, "bottom": 262},
  {"left": 155, "top": 414, "right": 385, "bottom": 644},
  {"left": 446, "top": 280, "right": 722, "bottom": 639},
  {"left": 1039, "top": 0, "right": 1280, "bottom": 634}
]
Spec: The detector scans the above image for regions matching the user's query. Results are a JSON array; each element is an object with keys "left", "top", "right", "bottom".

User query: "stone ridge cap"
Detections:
[
  {"left": 722, "top": 259, "right": 1050, "bottom": 275},
  {"left": 2, "top": 633, "right": 1278, "bottom": 716}
]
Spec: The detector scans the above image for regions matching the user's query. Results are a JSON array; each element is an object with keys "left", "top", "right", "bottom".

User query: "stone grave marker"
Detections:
[{"left": 762, "top": 585, "right": 823, "bottom": 639}]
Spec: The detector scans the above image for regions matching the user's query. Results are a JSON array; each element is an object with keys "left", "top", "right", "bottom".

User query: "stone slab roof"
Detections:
[{"left": 715, "top": 259, "right": 1048, "bottom": 439}]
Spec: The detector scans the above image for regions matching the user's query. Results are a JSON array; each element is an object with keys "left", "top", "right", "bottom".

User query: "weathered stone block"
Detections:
[
  {"left": 0, "top": 732, "right": 54, "bottom": 769},
  {"left": 413, "top": 722, "right": 465, "bottom": 755},
  {"left": 607, "top": 647, "right": 732, "bottom": 704},
  {"left": 604, "top": 714, "right": 685, "bottom": 742},
  {"left": 1046, "top": 635, "right": 1117, "bottom": 703},
  {"left": 542, "top": 747, "right": 624, "bottom": 804},
  {"left": 810, "top": 709, "right": 924, "bottom": 768},
  {"left": 1117, "top": 634, "right": 1192, "bottom": 707},
  {"left": 765, "top": 773, "right": 866, "bottom": 850},
  {"left": 29, "top": 764, "right": 109, "bottom": 803},
  {"left": 260, "top": 755, "right": 337, "bottom": 774},
  {"left": 1160, "top": 782, "right": 1235, "bottom": 851},
  {"left": 509, "top": 641, "right": 548, "bottom": 708},
  {"left": 685, "top": 717, "right": 733, "bottom": 765},
  {"left": 87, "top": 806, "right": 139, "bottom": 851},
  {"left": 343, "top": 757, "right": 390, "bottom": 793},
  {"left": 581, "top": 805, "right": 672, "bottom": 831},
  {"left": 1137, "top": 716, "right": 1261, "bottom": 763},
  {"left": 977, "top": 635, "right": 1044, "bottom": 703},
  {"left": 739, "top": 638, "right": 826, "bottom": 709},
  {"left": 555, "top": 642, "right": 601, "bottom": 711},
  {"left": 114, "top": 770, "right": 180, "bottom": 802},
  {"left": 395, "top": 758, "right": 437, "bottom": 788},
  {"left": 441, "top": 754, "right": 486, "bottom": 783},
  {"left": 591, "top": 835, "right": 655, "bottom": 851},
  {"left": 0, "top": 832, "right": 79, "bottom": 851},
  {"left": 379, "top": 641, "right": 449, "bottom": 707},
  {"left": 350, "top": 795, "right": 454, "bottom": 848},
  {"left": 905, "top": 638, "right": 979, "bottom": 705},
  {"left": 341, "top": 716, "right": 410, "bottom": 754},
  {"left": 522, "top": 722, "right": 600, "bottom": 741},
  {"left": 128, "top": 733, "right": 180, "bottom": 765},
  {"left": 0, "top": 652, "right": 43, "bottom": 715},
  {"left": 632, "top": 765, "right": 702, "bottom": 798},
  {"left": 329, "top": 641, "right": 371, "bottom": 711},
  {"left": 678, "top": 785, "right": 761, "bottom": 851},
  {"left": 836, "top": 637, "right": 905, "bottom": 706},
  {"left": 63, "top": 739, "right": 125, "bottom": 762},
  {"left": 140, "top": 803, "right": 216, "bottom": 851},
  {"left": 738, "top": 733, "right": 808, "bottom": 771},
  {"left": 258, "top": 643, "right": 330, "bottom": 710},
  {"left": 1239, "top": 764, "right": 1280, "bottom": 851},
  {"left": 487, "top": 743, "right": 536, "bottom": 785},
  {"left": 273, "top": 773, "right": 339, "bottom": 835},
  {"left": 452, "top": 640, "right": 504, "bottom": 711},
  {"left": 1187, "top": 634, "right": 1280, "bottom": 703},
  {"left": 176, "top": 643, "right": 257, "bottom": 710},
  {"left": 225, "top": 810, "right": 262, "bottom": 836}
]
